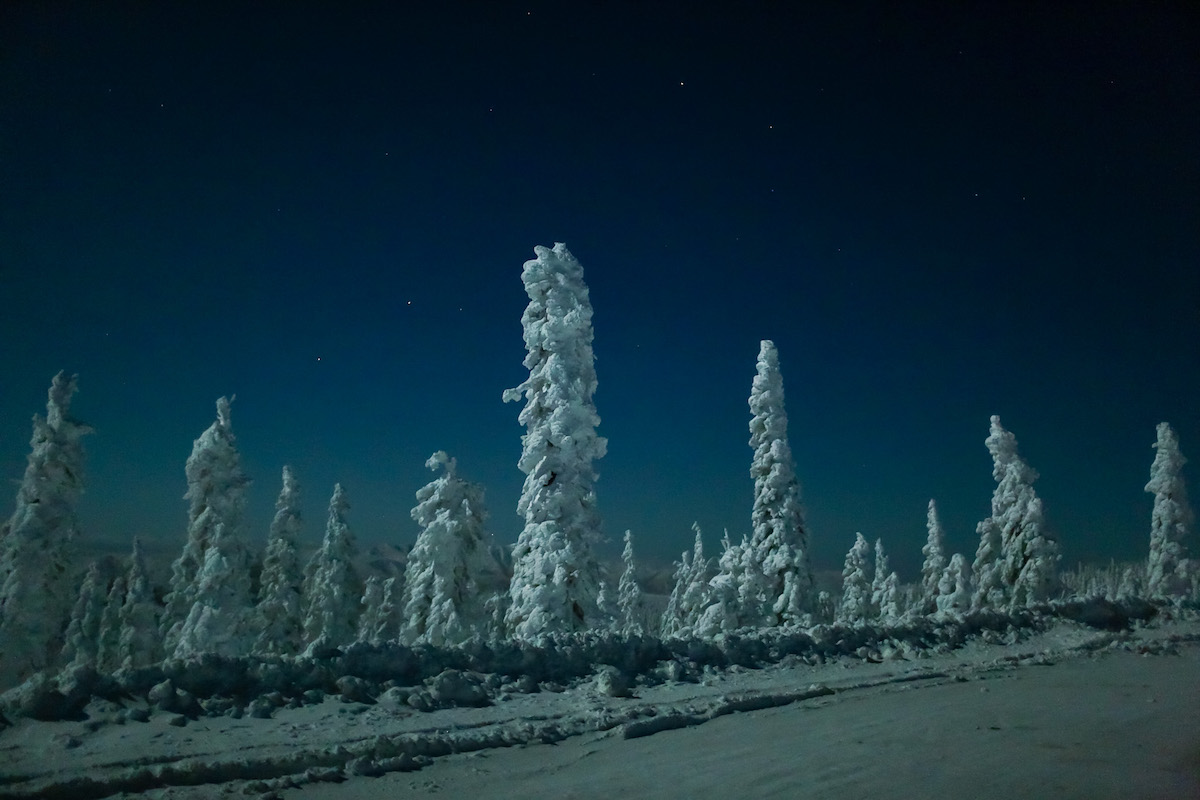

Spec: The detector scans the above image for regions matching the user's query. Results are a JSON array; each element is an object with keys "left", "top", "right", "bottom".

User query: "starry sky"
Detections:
[{"left": 2, "top": 2, "right": 1197, "bottom": 579}]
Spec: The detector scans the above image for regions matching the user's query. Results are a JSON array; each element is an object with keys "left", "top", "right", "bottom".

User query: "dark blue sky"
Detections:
[{"left": 2, "top": 2, "right": 1197, "bottom": 578}]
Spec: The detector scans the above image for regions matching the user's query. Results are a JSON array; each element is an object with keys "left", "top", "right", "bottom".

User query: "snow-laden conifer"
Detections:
[
  {"left": 502, "top": 243, "right": 607, "bottom": 637},
  {"left": 401, "top": 452, "right": 492, "bottom": 646},
  {"left": 870, "top": 538, "right": 890, "bottom": 617},
  {"left": 59, "top": 561, "right": 107, "bottom": 671},
  {"left": 936, "top": 553, "right": 971, "bottom": 616},
  {"left": 357, "top": 576, "right": 385, "bottom": 644},
  {"left": 173, "top": 520, "right": 254, "bottom": 658},
  {"left": 96, "top": 575, "right": 125, "bottom": 674},
  {"left": 1145, "top": 422, "right": 1192, "bottom": 597},
  {"left": 301, "top": 484, "right": 361, "bottom": 652},
  {"left": 118, "top": 537, "right": 161, "bottom": 670},
  {"left": 920, "top": 499, "right": 947, "bottom": 614},
  {"left": 162, "top": 397, "right": 250, "bottom": 652},
  {"left": 0, "top": 372, "right": 92, "bottom": 687},
  {"left": 877, "top": 571, "right": 900, "bottom": 622},
  {"left": 695, "top": 532, "right": 749, "bottom": 637},
  {"left": 254, "top": 466, "right": 304, "bottom": 655},
  {"left": 746, "top": 340, "right": 814, "bottom": 625},
  {"left": 838, "top": 533, "right": 872, "bottom": 625},
  {"left": 976, "top": 416, "right": 1059, "bottom": 607},
  {"left": 662, "top": 523, "right": 712, "bottom": 638},
  {"left": 617, "top": 530, "right": 644, "bottom": 635},
  {"left": 972, "top": 518, "right": 1004, "bottom": 609}
]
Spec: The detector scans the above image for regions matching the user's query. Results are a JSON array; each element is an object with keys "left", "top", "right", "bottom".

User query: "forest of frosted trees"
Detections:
[{"left": 0, "top": 243, "right": 1195, "bottom": 698}]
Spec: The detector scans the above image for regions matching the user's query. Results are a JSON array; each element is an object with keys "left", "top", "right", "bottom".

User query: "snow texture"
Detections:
[
  {"left": 502, "top": 243, "right": 607, "bottom": 638},
  {"left": 746, "top": 340, "right": 815, "bottom": 626},
  {"left": 1146, "top": 422, "right": 1192, "bottom": 597},
  {"left": 402, "top": 452, "right": 493, "bottom": 646},
  {"left": 255, "top": 466, "right": 305, "bottom": 655},
  {"left": 302, "top": 484, "right": 362, "bottom": 654},
  {"left": 162, "top": 397, "right": 251, "bottom": 654},
  {"left": 0, "top": 371, "right": 92, "bottom": 689}
]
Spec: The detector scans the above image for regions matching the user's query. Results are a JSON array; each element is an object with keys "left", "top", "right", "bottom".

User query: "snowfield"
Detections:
[{"left": 1, "top": 607, "right": 1197, "bottom": 799}]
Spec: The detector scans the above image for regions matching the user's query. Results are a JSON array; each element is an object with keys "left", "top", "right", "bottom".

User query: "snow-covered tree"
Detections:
[
  {"left": 162, "top": 397, "right": 250, "bottom": 653},
  {"left": 254, "top": 466, "right": 305, "bottom": 655},
  {"left": 59, "top": 561, "right": 107, "bottom": 671},
  {"left": 838, "top": 533, "right": 872, "bottom": 626},
  {"left": 662, "top": 523, "right": 712, "bottom": 638},
  {"left": 870, "top": 538, "right": 890, "bottom": 617},
  {"left": 356, "top": 576, "right": 401, "bottom": 645},
  {"left": 746, "top": 340, "right": 814, "bottom": 626},
  {"left": 877, "top": 571, "right": 900, "bottom": 623},
  {"left": 301, "top": 484, "right": 361, "bottom": 653},
  {"left": 617, "top": 530, "right": 644, "bottom": 635},
  {"left": 502, "top": 243, "right": 607, "bottom": 638},
  {"left": 400, "top": 452, "right": 492, "bottom": 646},
  {"left": 972, "top": 518, "right": 1004, "bottom": 610},
  {"left": 936, "top": 553, "right": 971, "bottom": 616},
  {"left": 919, "top": 499, "right": 947, "bottom": 614},
  {"left": 696, "top": 532, "right": 750, "bottom": 637},
  {"left": 96, "top": 574, "right": 126, "bottom": 674},
  {"left": 0, "top": 372, "right": 93, "bottom": 687},
  {"left": 173, "top": 520, "right": 254, "bottom": 658},
  {"left": 1145, "top": 422, "right": 1192, "bottom": 597},
  {"left": 975, "top": 416, "right": 1059, "bottom": 607},
  {"left": 118, "top": 537, "right": 160, "bottom": 670}
]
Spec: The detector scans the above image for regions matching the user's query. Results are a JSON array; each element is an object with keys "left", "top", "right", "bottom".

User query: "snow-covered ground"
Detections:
[{"left": 1, "top": 612, "right": 1197, "bottom": 799}]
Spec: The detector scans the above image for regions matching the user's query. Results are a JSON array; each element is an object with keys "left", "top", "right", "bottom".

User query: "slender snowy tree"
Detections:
[
  {"left": 173, "top": 520, "right": 254, "bottom": 658},
  {"left": 661, "top": 549, "right": 693, "bottom": 638},
  {"left": 96, "top": 575, "right": 126, "bottom": 674},
  {"left": 0, "top": 372, "right": 93, "bottom": 688},
  {"left": 877, "top": 571, "right": 900, "bottom": 622},
  {"left": 920, "top": 499, "right": 947, "bottom": 614},
  {"left": 118, "top": 537, "right": 161, "bottom": 670},
  {"left": 1145, "top": 422, "right": 1192, "bottom": 597},
  {"left": 936, "top": 553, "right": 971, "bottom": 616},
  {"left": 617, "top": 530, "right": 645, "bottom": 635},
  {"left": 357, "top": 576, "right": 386, "bottom": 644},
  {"left": 972, "top": 518, "right": 1004, "bottom": 609},
  {"left": 400, "top": 452, "right": 492, "bottom": 646},
  {"left": 301, "top": 484, "right": 361, "bottom": 653},
  {"left": 59, "top": 561, "right": 107, "bottom": 671},
  {"left": 838, "top": 533, "right": 872, "bottom": 626},
  {"left": 254, "top": 466, "right": 305, "bottom": 655},
  {"left": 661, "top": 524, "right": 711, "bottom": 638},
  {"left": 162, "top": 397, "right": 251, "bottom": 653},
  {"left": 870, "top": 538, "right": 891, "bottom": 617},
  {"left": 746, "top": 340, "right": 814, "bottom": 626},
  {"left": 502, "top": 243, "right": 607, "bottom": 638},
  {"left": 696, "top": 531, "right": 750, "bottom": 637}
]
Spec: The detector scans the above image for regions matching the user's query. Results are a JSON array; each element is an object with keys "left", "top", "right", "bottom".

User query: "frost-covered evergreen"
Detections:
[
  {"left": 662, "top": 524, "right": 712, "bottom": 638},
  {"left": 96, "top": 575, "right": 126, "bottom": 674},
  {"left": 870, "top": 538, "right": 890, "bottom": 617},
  {"left": 975, "top": 416, "right": 1059, "bottom": 607},
  {"left": 0, "top": 372, "right": 92, "bottom": 688},
  {"left": 59, "top": 561, "right": 106, "bottom": 671},
  {"left": 936, "top": 553, "right": 971, "bottom": 616},
  {"left": 502, "top": 243, "right": 607, "bottom": 638},
  {"left": 617, "top": 530, "right": 644, "bottom": 635},
  {"left": 301, "top": 484, "right": 361, "bottom": 653},
  {"left": 162, "top": 397, "right": 250, "bottom": 653},
  {"left": 118, "top": 538, "right": 160, "bottom": 670},
  {"left": 877, "top": 571, "right": 900, "bottom": 622},
  {"left": 173, "top": 521, "right": 254, "bottom": 658},
  {"left": 746, "top": 340, "right": 814, "bottom": 626},
  {"left": 356, "top": 577, "right": 386, "bottom": 645},
  {"left": 972, "top": 518, "right": 1004, "bottom": 609},
  {"left": 254, "top": 466, "right": 305, "bottom": 655},
  {"left": 1145, "top": 422, "right": 1192, "bottom": 597},
  {"left": 696, "top": 532, "right": 750, "bottom": 637},
  {"left": 401, "top": 452, "right": 492, "bottom": 646},
  {"left": 838, "top": 533, "right": 872, "bottom": 625},
  {"left": 920, "top": 499, "right": 947, "bottom": 614}
]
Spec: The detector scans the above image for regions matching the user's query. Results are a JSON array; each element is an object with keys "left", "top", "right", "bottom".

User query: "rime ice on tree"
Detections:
[
  {"left": 502, "top": 243, "right": 607, "bottom": 638},
  {"left": 173, "top": 520, "right": 254, "bottom": 658},
  {"left": 118, "top": 537, "right": 161, "bottom": 670},
  {"left": 920, "top": 499, "right": 947, "bottom": 614},
  {"left": 254, "top": 466, "right": 305, "bottom": 655},
  {"left": 162, "top": 397, "right": 251, "bottom": 653},
  {"left": 662, "top": 525, "right": 712, "bottom": 638},
  {"left": 59, "top": 561, "right": 107, "bottom": 671},
  {"left": 838, "top": 533, "right": 872, "bottom": 625},
  {"left": 401, "top": 452, "right": 492, "bottom": 646},
  {"left": 301, "top": 484, "right": 361, "bottom": 653},
  {"left": 936, "top": 553, "right": 971, "bottom": 616},
  {"left": 0, "top": 372, "right": 92, "bottom": 688},
  {"left": 1145, "top": 422, "right": 1192, "bottom": 597},
  {"left": 696, "top": 531, "right": 751, "bottom": 636},
  {"left": 617, "top": 530, "right": 645, "bottom": 635},
  {"left": 746, "top": 340, "right": 814, "bottom": 626}
]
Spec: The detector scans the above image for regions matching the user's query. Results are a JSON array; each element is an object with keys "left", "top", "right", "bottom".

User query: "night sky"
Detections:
[{"left": 2, "top": 3, "right": 1197, "bottom": 578}]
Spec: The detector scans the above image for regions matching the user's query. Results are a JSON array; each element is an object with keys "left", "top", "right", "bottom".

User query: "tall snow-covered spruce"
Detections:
[
  {"left": 974, "top": 416, "right": 1059, "bottom": 608},
  {"left": 162, "top": 397, "right": 251, "bottom": 653},
  {"left": 301, "top": 484, "right": 361, "bottom": 653},
  {"left": 1145, "top": 422, "right": 1192, "bottom": 597},
  {"left": 0, "top": 372, "right": 92, "bottom": 688},
  {"left": 254, "top": 466, "right": 305, "bottom": 655},
  {"left": 746, "top": 340, "right": 814, "bottom": 626},
  {"left": 617, "top": 530, "right": 644, "bottom": 635},
  {"left": 502, "top": 243, "right": 607, "bottom": 638},
  {"left": 919, "top": 499, "right": 947, "bottom": 614},
  {"left": 401, "top": 451, "right": 492, "bottom": 646}
]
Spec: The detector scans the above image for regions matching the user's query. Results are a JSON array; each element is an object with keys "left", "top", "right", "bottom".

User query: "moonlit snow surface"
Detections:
[{"left": 1, "top": 614, "right": 1196, "bottom": 799}]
